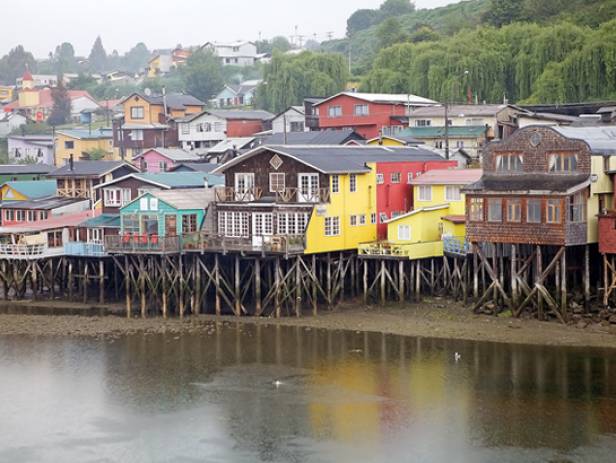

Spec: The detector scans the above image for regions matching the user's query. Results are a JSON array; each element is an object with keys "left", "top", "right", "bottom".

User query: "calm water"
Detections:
[{"left": 1, "top": 323, "right": 616, "bottom": 463}]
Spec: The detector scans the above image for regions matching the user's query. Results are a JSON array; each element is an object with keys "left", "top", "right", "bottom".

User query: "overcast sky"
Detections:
[{"left": 1, "top": 0, "right": 459, "bottom": 58}]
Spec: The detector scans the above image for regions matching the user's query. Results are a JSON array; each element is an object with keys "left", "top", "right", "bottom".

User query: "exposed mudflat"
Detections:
[{"left": 1, "top": 297, "right": 616, "bottom": 348}]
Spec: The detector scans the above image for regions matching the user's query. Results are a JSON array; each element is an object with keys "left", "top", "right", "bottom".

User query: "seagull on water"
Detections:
[
  {"left": 273, "top": 380, "right": 283, "bottom": 388},
  {"left": 454, "top": 352, "right": 461, "bottom": 362}
]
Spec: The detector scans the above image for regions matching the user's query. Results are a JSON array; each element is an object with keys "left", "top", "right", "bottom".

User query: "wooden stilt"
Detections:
[
  {"left": 380, "top": 259, "right": 386, "bottom": 305},
  {"left": 363, "top": 259, "right": 368, "bottom": 305},
  {"left": 99, "top": 260, "right": 105, "bottom": 304},
  {"left": 215, "top": 254, "right": 221, "bottom": 316},
  {"left": 295, "top": 256, "right": 301, "bottom": 317},
  {"left": 537, "top": 245, "right": 543, "bottom": 321},
  {"left": 584, "top": 244, "right": 590, "bottom": 310},
  {"left": 124, "top": 255, "right": 131, "bottom": 318},
  {"left": 561, "top": 247, "right": 567, "bottom": 322},
  {"left": 255, "top": 258, "right": 262, "bottom": 316},
  {"left": 398, "top": 260, "right": 405, "bottom": 302},
  {"left": 234, "top": 254, "right": 241, "bottom": 317},
  {"left": 275, "top": 256, "right": 281, "bottom": 318}
]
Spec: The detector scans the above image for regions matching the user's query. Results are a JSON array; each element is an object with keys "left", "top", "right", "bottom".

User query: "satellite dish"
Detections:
[{"left": 144, "top": 88, "right": 152, "bottom": 96}]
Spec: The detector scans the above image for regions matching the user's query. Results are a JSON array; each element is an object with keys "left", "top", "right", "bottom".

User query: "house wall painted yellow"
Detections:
[
  {"left": 18, "top": 90, "right": 39, "bottom": 108},
  {"left": 147, "top": 56, "right": 162, "bottom": 78},
  {"left": 0, "top": 184, "right": 28, "bottom": 201},
  {"left": 0, "top": 86, "right": 14, "bottom": 102},
  {"left": 413, "top": 183, "right": 466, "bottom": 215},
  {"left": 366, "top": 137, "right": 405, "bottom": 147},
  {"left": 123, "top": 95, "right": 159, "bottom": 125},
  {"left": 587, "top": 155, "right": 616, "bottom": 243},
  {"left": 305, "top": 168, "right": 377, "bottom": 254},
  {"left": 386, "top": 207, "right": 448, "bottom": 244},
  {"left": 55, "top": 133, "right": 115, "bottom": 164}
]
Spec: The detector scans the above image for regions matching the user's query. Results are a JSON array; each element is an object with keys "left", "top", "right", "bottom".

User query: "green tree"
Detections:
[
  {"left": 48, "top": 78, "right": 72, "bottom": 126},
  {"left": 347, "top": 9, "right": 380, "bottom": 36},
  {"left": 88, "top": 36, "right": 108, "bottom": 73},
  {"left": 180, "top": 49, "right": 225, "bottom": 102},
  {"left": 483, "top": 0, "right": 524, "bottom": 27},
  {"left": 84, "top": 147, "right": 107, "bottom": 160},
  {"left": 376, "top": 17, "right": 409, "bottom": 49},
  {"left": 122, "top": 42, "right": 150, "bottom": 73},
  {"left": 379, "top": 0, "right": 415, "bottom": 18},
  {"left": 54, "top": 42, "right": 77, "bottom": 74},
  {"left": 271, "top": 36, "right": 292, "bottom": 53},
  {"left": 0, "top": 45, "right": 37, "bottom": 84}
]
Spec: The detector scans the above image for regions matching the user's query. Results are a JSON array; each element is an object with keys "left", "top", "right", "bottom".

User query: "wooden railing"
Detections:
[
  {"left": 0, "top": 243, "right": 65, "bottom": 259},
  {"left": 182, "top": 232, "right": 305, "bottom": 254},
  {"left": 215, "top": 187, "right": 263, "bottom": 202},
  {"left": 105, "top": 235, "right": 181, "bottom": 254},
  {"left": 275, "top": 187, "right": 330, "bottom": 203}
]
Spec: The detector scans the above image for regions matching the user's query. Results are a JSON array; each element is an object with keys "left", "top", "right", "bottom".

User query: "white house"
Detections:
[
  {"left": 202, "top": 41, "right": 258, "bottom": 67},
  {"left": 70, "top": 95, "right": 101, "bottom": 122},
  {"left": 0, "top": 113, "right": 27, "bottom": 138},
  {"left": 271, "top": 106, "right": 308, "bottom": 134},
  {"left": 212, "top": 80, "right": 262, "bottom": 108},
  {"left": 177, "top": 111, "right": 228, "bottom": 153},
  {"left": 7, "top": 135, "right": 54, "bottom": 164}
]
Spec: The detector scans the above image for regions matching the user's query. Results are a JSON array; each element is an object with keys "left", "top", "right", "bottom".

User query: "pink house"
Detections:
[{"left": 132, "top": 148, "right": 202, "bottom": 173}]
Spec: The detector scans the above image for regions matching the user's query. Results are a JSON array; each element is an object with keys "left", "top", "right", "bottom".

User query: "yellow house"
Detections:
[
  {"left": 0, "top": 180, "right": 58, "bottom": 201},
  {"left": 55, "top": 128, "right": 116, "bottom": 165},
  {"left": 365, "top": 135, "right": 422, "bottom": 147},
  {"left": 359, "top": 168, "right": 482, "bottom": 258},
  {"left": 0, "top": 85, "right": 14, "bottom": 103}
]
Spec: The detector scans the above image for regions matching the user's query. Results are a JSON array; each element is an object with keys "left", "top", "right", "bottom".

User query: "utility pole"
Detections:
[
  {"left": 283, "top": 113, "right": 288, "bottom": 144},
  {"left": 444, "top": 103, "right": 449, "bottom": 160}
]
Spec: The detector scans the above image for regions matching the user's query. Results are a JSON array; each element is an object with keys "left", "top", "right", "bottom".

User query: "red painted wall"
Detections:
[
  {"left": 375, "top": 160, "right": 457, "bottom": 239},
  {"left": 227, "top": 120, "right": 265, "bottom": 137},
  {"left": 599, "top": 215, "right": 616, "bottom": 254},
  {"left": 2, "top": 209, "right": 47, "bottom": 226},
  {"left": 316, "top": 95, "right": 408, "bottom": 139}
]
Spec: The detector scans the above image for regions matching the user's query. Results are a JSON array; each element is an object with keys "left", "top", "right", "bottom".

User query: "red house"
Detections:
[
  {"left": 375, "top": 157, "right": 456, "bottom": 239},
  {"left": 314, "top": 92, "right": 438, "bottom": 139},
  {"left": 208, "top": 109, "right": 274, "bottom": 137}
]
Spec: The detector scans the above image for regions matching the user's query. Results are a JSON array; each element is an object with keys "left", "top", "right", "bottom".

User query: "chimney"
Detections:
[{"left": 69, "top": 153, "right": 74, "bottom": 171}]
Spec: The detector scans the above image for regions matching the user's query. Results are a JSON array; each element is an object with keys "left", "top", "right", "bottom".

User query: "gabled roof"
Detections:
[
  {"left": 208, "top": 137, "right": 258, "bottom": 154},
  {"left": 207, "top": 109, "right": 275, "bottom": 121},
  {"left": 314, "top": 92, "right": 437, "bottom": 107},
  {"left": 271, "top": 106, "right": 305, "bottom": 120},
  {"left": 126, "top": 188, "right": 214, "bottom": 211},
  {"left": 262, "top": 129, "right": 363, "bottom": 145},
  {"left": 120, "top": 92, "right": 205, "bottom": 110},
  {"left": 411, "top": 169, "right": 483, "bottom": 185},
  {"left": 0, "top": 164, "right": 53, "bottom": 174},
  {"left": 1, "top": 180, "right": 57, "bottom": 199},
  {"left": 48, "top": 160, "right": 138, "bottom": 178},
  {"left": 409, "top": 104, "right": 512, "bottom": 118},
  {"left": 401, "top": 126, "right": 488, "bottom": 138},
  {"left": 133, "top": 148, "right": 201, "bottom": 162},
  {"left": 94, "top": 172, "right": 213, "bottom": 190},
  {"left": 168, "top": 162, "right": 219, "bottom": 173},
  {"left": 384, "top": 204, "right": 450, "bottom": 224},
  {"left": 56, "top": 128, "right": 112, "bottom": 140},
  {"left": 551, "top": 125, "right": 616, "bottom": 155},
  {"left": 213, "top": 145, "right": 447, "bottom": 175},
  {"left": 0, "top": 196, "right": 88, "bottom": 210}
]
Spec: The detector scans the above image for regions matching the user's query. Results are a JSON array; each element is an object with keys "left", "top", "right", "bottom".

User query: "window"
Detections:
[
  {"left": 549, "top": 154, "right": 577, "bottom": 172},
  {"left": 5, "top": 210, "right": 14, "bottom": 221},
  {"left": 26, "top": 210, "right": 35, "bottom": 222},
  {"left": 182, "top": 214, "right": 198, "bottom": 233},
  {"left": 376, "top": 173, "right": 384, "bottom": 184},
  {"left": 277, "top": 213, "right": 309, "bottom": 235},
  {"left": 470, "top": 198, "right": 484, "bottom": 222},
  {"left": 130, "top": 129, "right": 144, "bottom": 141},
  {"left": 269, "top": 173, "right": 286, "bottom": 193},
  {"left": 379, "top": 212, "right": 388, "bottom": 223},
  {"left": 398, "top": 224, "right": 411, "bottom": 241},
  {"left": 290, "top": 121, "right": 305, "bottom": 132},
  {"left": 331, "top": 175, "right": 339, "bottom": 193},
  {"left": 466, "top": 118, "right": 484, "bottom": 126},
  {"left": 570, "top": 191, "right": 586, "bottom": 223},
  {"left": 391, "top": 172, "right": 401, "bottom": 184},
  {"left": 122, "top": 214, "right": 139, "bottom": 233},
  {"left": 445, "top": 186, "right": 461, "bottom": 201},
  {"left": 527, "top": 199, "right": 542, "bottom": 223},
  {"left": 181, "top": 124, "right": 190, "bottom": 135},
  {"left": 64, "top": 141, "right": 74, "bottom": 149},
  {"left": 328, "top": 106, "right": 342, "bottom": 118},
  {"left": 324, "top": 216, "right": 340, "bottom": 236},
  {"left": 506, "top": 199, "right": 521, "bottom": 223},
  {"left": 349, "top": 174, "right": 357, "bottom": 193},
  {"left": 371, "top": 213, "right": 377, "bottom": 224},
  {"left": 218, "top": 211, "right": 249, "bottom": 237},
  {"left": 496, "top": 154, "right": 523, "bottom": 172},
  {"left": 487, "top": 198, "right": 502, "bottom": 222},
  {"left": 415, "top": 120, "right": 431, "bottom": 127},
  {"left": 546, "top": 199, "right": 561, "bottom": 224},
  {"left": 298, "top": 173, "right": 319, "bottom": 202},
  {"left": 350, "top": 215, "right": 357, "bottom": 226},
  {"left": 104, "top": 188, "right": 131, "bottom": 207},
  {"left": 131, "top": 106, "right": 144, "bottom": 119},
  {"left": 407, "top": 172, "right": 414, "bottom": 184},
  {"left": 435, "top": 141, "right": 443, "bottom": 149},
  {"left": 39, "top": 211, "right": 48, "bottom": 220},
  {"left": 354, "top": 104, "right": 369, "bottom": 116},
  {"left": 15, "top": 210, "right": 25, "bottom": 221},
  {"left": 418, "top": 185, "right": 432, "bottom": 201},
  {"left": 359, "top": 214, "right": 366, "bottom": 225},
  {"left": 456, "top": 140, "right": 465, "bottom": 148},
  {"left": 159, "top": 162, "right": 167, "bottom": 172}
]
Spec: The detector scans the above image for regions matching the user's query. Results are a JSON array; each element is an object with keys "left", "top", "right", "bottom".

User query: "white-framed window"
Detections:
[
  {"left": 376, "top": 173, "right": 384, "bottom": 184},
  {"left": 269, "top": 172, "right": 286, "bottom": 193},
  {"left": 130, "top": 106, "right": 144, "bottom": 119},
  {"left": 549, "top": 154, "right": 577, "bottom": 172},
  {"left": 5, "top": 210, "right": 14, "bottom": 221},
  {"left": 496, "top": 154, "right": 523, "bottom": 172},
  {"left": 328, "top": 106, "right": 342, "bottom": 118},
  {"left": 359, "top": 214, "right": 366, "bottom": 225},
  {"left": 371, "top": 213, "right": 377, "bottom": 224},
  {"left": 26, "top": 210, "right": 36, "bottom": 222},
  {"left": 298, "top": 173, "right": 320, "bottom": 202},
  {"left": 234, "top": 172, "right": 255, "bottom": 200},
  {"left": 445, "top": 185, "right": 461, "bottom": 201},
  {"left": 379, "top": 212, "right": 388, "bottom": 223},
  {"left": 331, "top": 175, "right": 339, "bottom": 193},
  {"left": 349, "top": 174, "right": 357, "bottom": 193},
  {"left": 181, "top": 124, "right": 190, "bottom": 135},
  {"left": 324, "top": 216, "right": 340, "bottom": 236},
  {"left": 218, "top": 211, "right": 249, "bottom": 237},
  {"left": 415, "top": 119, "right": 431, "bottom": 127},
  {"left": 407, "top": 172, "right": 414, "bottom": 184},
  {"left": 391, "top": 172, "right": 401, "bottom": 184},
  {"left": 354, "top": 104, "right": 369, "bottom": 116},
  {"left": 487, "top": 198, "right": 502, "bottom": 222},
  {"left": 87, "top": 228, "right": 104, "bottom": 244},
  {"left": 104, "top": 188, "right": 131, "bottom": 207},
  {"left": 398, "top": 224, "right": 411, "bottom": 241},
  {"left": 149, "top": 197, "right": 158, "bottom": 211},
  {"left": 418, "top": 185, "right": 432, "bottom": 201},
  {"left": 39, "top": 211, "right": 48, "bottom": 220},
  {"left": 277, "top": 212, "right": 309, "bottom": 235},
  {"left": 130, "top": 129, "right": 144, "bottom": 141},
  {"left": 15, "top": 210, "right": 25, "bottom": 221},
  {"left": 456, "top": 140, "right": 465, "bottom": 148}
]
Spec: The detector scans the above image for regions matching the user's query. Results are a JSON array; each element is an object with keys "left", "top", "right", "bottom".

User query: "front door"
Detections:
[
  {"left": 298, "top": 173, "right": 319, "bottom": 203},
  {"left": 165, "top": 215, "right": 177, "bottom": 236},
  {"left": 252, "top": 213, "right": 273, "bottom": 247}
]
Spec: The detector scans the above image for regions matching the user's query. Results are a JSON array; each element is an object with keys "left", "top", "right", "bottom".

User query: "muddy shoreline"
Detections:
[{"left": 1, "top": 297, "right": 616, "bottom": 348}]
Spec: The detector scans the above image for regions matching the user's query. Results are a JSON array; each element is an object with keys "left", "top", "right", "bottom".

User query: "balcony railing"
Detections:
[
  {"left": 64, "top": 241, "right": 107, "bottom": 257},
  {"left": 358, "top": 240, "right": 445, "bottom": 260},
  {"left": 0, "top": 243, "right": 65, "bottom": 259},
  {"left": 105, "top": 234, "right": 181, "bottom": 254},
  {"left": 442, "top": 236, "right": 470, "bottom": 256},
  {"left": 182, "top": 232, "right": 305, "bottom": 254},
  {"left": 275, "top": 187, "right": 330, "bottom": 203},
  {"left": 215, "top": 187, "right": 263, "bottom": 202}
]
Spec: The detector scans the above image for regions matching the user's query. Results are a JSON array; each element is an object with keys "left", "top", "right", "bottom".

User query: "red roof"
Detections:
[
  {"left": 22, "top": 70, "right": 33, "bottom": 81},
  {"left": 3, "top": 89, "right": 96, "bottom": 111},
  {"left": 1, "top": 210, "right": 97, "bottom": 233},
  {"left": 412, "top": 168, "right": 483, "bottom": 185}
]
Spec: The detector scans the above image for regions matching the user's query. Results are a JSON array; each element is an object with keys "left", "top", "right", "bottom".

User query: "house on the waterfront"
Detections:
[
  {"left": 313, "top": 92, "right": 437, "bottom": 139},
  {"left": 210, "top": 145, "right": 455, "bottom": 254},
  {"left": 7, "top": 135, "right": 54, "bottom": 165},
  {"left": 0, "top": 195, "right": 90, "bottom": 227},
  {"left": 54, "top": 128, "right": 115, "bottom": 165},
  {"left": 48, "top": 160, "right": 139, "bottom": 200},
  {"left": 132, "top": 148, "right": 202, "bottom": 173}
]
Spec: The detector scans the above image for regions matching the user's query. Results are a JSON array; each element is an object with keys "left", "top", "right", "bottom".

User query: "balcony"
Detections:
[
  {"left": 182, "top": 232, "right": 306, "bottom": 255},
  {"left": 0, "top": 243, "right": 65, "bottom": 260},
  {"left": 215, "top": 187, "right": 330, "bottom": 204},
  {"left": 105, "top": 234, "right": 181, "bottom": 254},
  {"left": 215, "top": 187, "right": 263, "bottom": 202},
  {"left": 359, "top": 240, "right": 445, "bottom": 260},
  {"left": 275, "top": 188, "right": 330, "bottom": 203},
  {"left": 64, "top": 241, "right": 107, "bottom": 257}
]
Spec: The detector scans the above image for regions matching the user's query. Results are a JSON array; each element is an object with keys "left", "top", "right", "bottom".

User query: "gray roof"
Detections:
[
  {"left": 148, "top": 188, "right": 215, "bottom": 210},
  {"left": 551, "top": 125, "right": 616, "bottom": 155},
  {"left": 0, "top": 164, "right": 54, "bottom": 175},
  {"left": 215, "top": 145, "right": 446, "bottom": 175},
  {"left": 409, "top": 104, "right": 509, "bottom": 118},
  {"left": 0, "top": 196, "right": 87, "bottom": 210},
  {"left": 134, "top": 148, "right": 201, "bottom": 162},
  {"left": 49, "top": 161, "right": 137, "bottom": 178},
  {"left": 168, "top": 162, "right": 219, "bottom": 173},
  {"left": 207, "top": 109, "right": 275, "bottom": 121},
  {"left": 7, "top": 135, "right": 54, "bottom": 143},
  {"left": 464, "top": 174, "right": 589, "bottom": 193},
  {"left": 263, "top": 129, "right": 363, "bottom": 145},
  {"left": 122, "top": 92, "right": 205, "bottom": 110}
]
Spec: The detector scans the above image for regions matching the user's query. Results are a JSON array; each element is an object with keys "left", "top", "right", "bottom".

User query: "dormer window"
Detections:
[
  {"left": 496, "top": 153, "right": 522, "bottom": 172},
  {"left": 549, "top": 153, "right": 577, "bottom": 172}
]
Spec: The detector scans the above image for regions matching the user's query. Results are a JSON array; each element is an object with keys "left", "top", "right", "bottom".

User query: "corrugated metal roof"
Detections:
[
  {"left": 1, "top": 180, "right": 57, "bottom": 199},
  {"left": 148, "top": 188, "right": 215, "bottom": 210},
  {"left": 208, "top": 137, "right": 257, "bottom": 154},
  {"left": 551, "top": 125, "right": 616, "bottom": 155},
  {"left": 0, "top": 210, "right": 95, "bottom": 233},
  {"left": 79, "top": 213, "right": 121, "bottom": 229},
  {"left": 464, "top": 174, "right": 589, "bottom": 193},
  {"left": 0, "top": 196, "right": 88, "bottom": 210},
  {"left": 207, "top": 109, "right": 275, "bottom": 121},
  {"left": 49, "top": 161, "right": 137, "bottom": 177},
  {"left": 56, "top": 128, "right": 112, "bottom": 140},
  {"left": 315, "top": 92, "right": 437, "bottom": 107},
  {"left": 401, "top": 126, "right": 488, "bottom": 138},
  {"left": 168, "top": 162, "right": 219, "bottom": 173},
  {"left": 412, "top": 169, "right": 483, "bottom": 185},
  {"left": 263, "top": 129, "right": 361, "bottom": 145},
  {"left": 134, "top": 148, "right": 201, "bottom": 162},
  {"left": 0, "top": 164, "right": 53, "bottom": 174}
]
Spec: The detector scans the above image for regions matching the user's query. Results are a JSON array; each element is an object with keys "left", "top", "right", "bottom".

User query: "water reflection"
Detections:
[{"left": 1, "top": 323, "right": 616, "bottom": 462}]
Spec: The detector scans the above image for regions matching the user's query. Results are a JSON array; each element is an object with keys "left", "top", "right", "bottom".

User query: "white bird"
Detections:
[
  {"left": 273, "top": 380, "right": 283, "bottom": 388},
  {"left": 454, "top": 352, "right": 461, "bottom": 362}
]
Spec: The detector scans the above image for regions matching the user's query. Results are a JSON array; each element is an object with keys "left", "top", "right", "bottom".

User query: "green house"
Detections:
[{"left": 120, "top": 188, "right": 213, "bottom": 237}]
